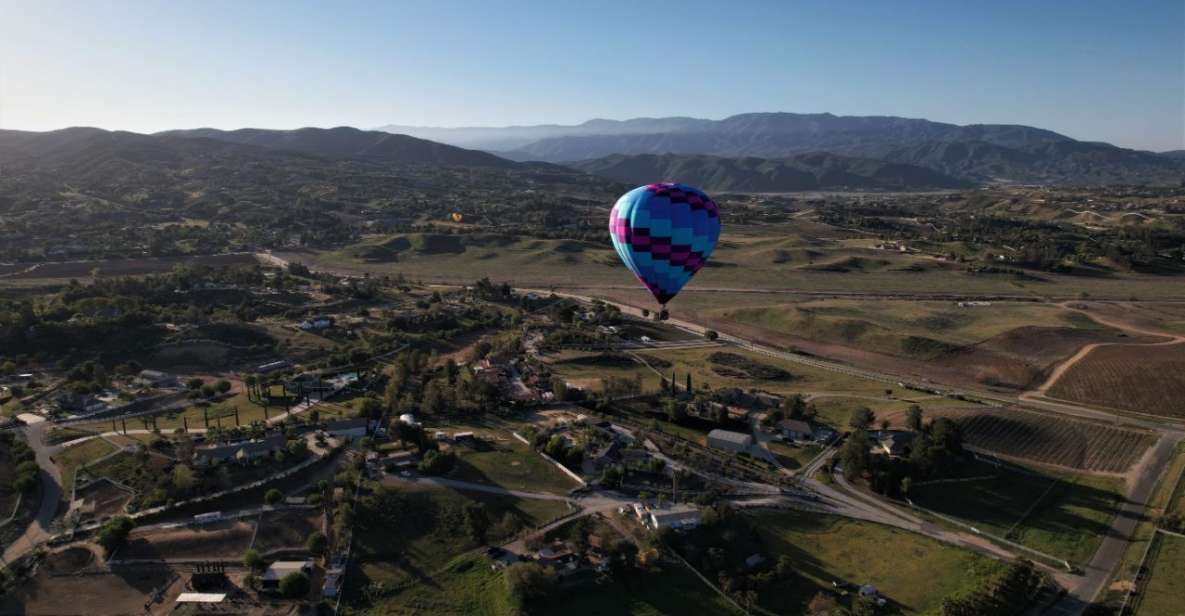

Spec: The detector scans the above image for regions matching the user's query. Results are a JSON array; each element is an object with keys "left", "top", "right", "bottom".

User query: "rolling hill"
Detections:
[
  {"left": 157, "top": 126, "right": 515, "bottom": 167},
  {"left": 570, "top": 152, "right": 972, "bottom": 192}
]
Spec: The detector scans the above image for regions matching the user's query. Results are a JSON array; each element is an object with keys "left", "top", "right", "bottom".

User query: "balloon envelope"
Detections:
[{"left": 608, "top": 183, "right": 721, "bottom": 305}]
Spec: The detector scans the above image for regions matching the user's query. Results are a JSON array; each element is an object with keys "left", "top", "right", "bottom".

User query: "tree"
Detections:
[
  {"left": 265, "top": 489, "right": 283, "bottom": 506},
  {"left": 849, "top": 407, "right": 876, "bottom": 431},
  {"left": 306, "top": 531, "right": 327, "bottom": 556},
  {"left": 551, "top": 379, "right": 568, "bottom": 402},
  {"left": 464, "top": 502, "right": 490, "bottom": 543},
  {"left": 243, "top": 548, "right": 265, "bottom": 571},
  {"left": 200, "top": 384, "right": 216, "bottom": 398},
  {"left": 840, "top": 428, "right": 871, "bottom": 480},
  {"left": 505, "top": 562, "right": 556, "bottom": 602},
  {"left": 685, "top": 372, "right": 692, "bottom": 393},
  {"left": 278, "top": 571, "right": 310, "bottom": 598},
  {"left": 97, "top": 516, "right": 135, "bottom": 555},
  {"left": 906, "top": 405, "right": 924, "bottom": 432},
  {"left": 418, "top": 450, "right": 456, "bottom": 475},
  {"left": 216, "top": 379, "right": 232, "bottom": 394},
  {"left": 704, "top": 330, "right": 718, "bottom": 341},
  {"left": 359, "top": 397, "right": 384, "bottom": 419},
  {"left": 186, "top": 377, "right": 204, "bottom": 390},
  {"left": 172, "top": 464, "right": 196, "bottom": 492}
]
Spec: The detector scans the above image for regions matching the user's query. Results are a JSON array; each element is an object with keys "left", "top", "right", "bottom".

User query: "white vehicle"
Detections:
[{"left": 640, "top": 336, "right": 653, "bottom": 343}]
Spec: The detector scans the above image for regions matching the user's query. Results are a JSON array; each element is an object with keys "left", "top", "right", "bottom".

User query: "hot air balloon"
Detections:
[
  {"left": 451, "top": 212, "right": 464, "bottom": 223},
  {"left": 608, "top": 183, "right": 720, "bottom": 319}
]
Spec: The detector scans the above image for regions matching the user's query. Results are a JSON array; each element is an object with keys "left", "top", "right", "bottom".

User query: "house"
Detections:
[
  {"left": 299, "top": 316, "right": 335, "bottom": 331},
  {"left": 192, "top": 433, "right": 285, "bottom": 466},
  {"left": 777, "top": 419, "right": 814, "bottom": 442},
  {"left": 261, "top": 560, "right": 313, "bottom": 590},
  {"left": 55, "top": 392, "right": 107, "bottom": 414},
  {"left": 453, "top": 431, "right": 477, "bottom": 443},
  {"left": 324, "top": 417, "right": 370, "bottom": 439},
  {"left": 875, "top": 431, "right": 917, "bottom": 457},
  {"left": 135, "top": 369, "right": 180, "bottom": 389},
  {"left": 637, "top": 504, "right": 701, "bottom": 531},
  {"left": 707, "top": 429, "right": 753, "bottom": 454}
]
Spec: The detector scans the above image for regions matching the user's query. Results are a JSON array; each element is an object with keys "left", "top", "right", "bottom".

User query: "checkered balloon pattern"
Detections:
[{"left": 608, "top": 183, "right": 721, "bottom": 305}]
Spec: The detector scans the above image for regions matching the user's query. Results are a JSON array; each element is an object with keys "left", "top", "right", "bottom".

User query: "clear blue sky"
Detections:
[{"left": 1, "top": 0, "right": 1182, "bottom": 150}]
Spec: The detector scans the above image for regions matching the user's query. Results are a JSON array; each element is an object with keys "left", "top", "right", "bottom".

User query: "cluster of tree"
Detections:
[
  {"left": 0, "top": 265, "right": 298, "bottom": 360},
  {"left": 0, "top": 432, "right": 38, "bottom": 492},
  {"left": 417, "top": 449, "right": 457, "bottom": 475},
  {"left": 840, "top": 406, "right": 967, "bottom": 498},
  {"left": 96, "top": 516, "right": 135, "bottom": 555},
  {"left": 382, "top": 350, "right": 500, "bottom": 419}
]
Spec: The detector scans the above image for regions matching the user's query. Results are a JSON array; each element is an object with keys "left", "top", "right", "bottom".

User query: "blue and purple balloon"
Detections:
[{"left": 608, "top": 183, "right": 721, "bottom": 307}]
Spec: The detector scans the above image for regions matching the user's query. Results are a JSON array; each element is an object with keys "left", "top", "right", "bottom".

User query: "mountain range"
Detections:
[
  {"left": 571, "top": 153, "right": 972, "bottom": 192},
  {"left": 379, "top": 112, "right": 1185, "bottom": 186},
  {"left": 2, "top": 118, "right": 1182, "bottom": 193}
]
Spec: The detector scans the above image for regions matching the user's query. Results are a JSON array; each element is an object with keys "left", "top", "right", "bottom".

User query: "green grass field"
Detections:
[
  {"left": 559, "top": 561, "right": 743, "bottom": 616},
  {"left": 55, "top": 437, "right": 116, "bottom": 494},
  {"left": 314, "top": 230, "right": 1185, "bottom": 301},
  {"left": 749, "top": 510, "right": 1008, "bottom": 615},
  {"left": 349, "top": 482, "right": 571, "bottom": 603},
  {"left": 449, "top": 438, "right": 581, "bottom": 495},
  {"left": 701, "top": 299, "right": 1098, "bottom": 359},
  {"left": 1134, "top": 533, "right": 1185, "bottom": 616},
  {"left": 911, "top": 463, "right": 1125, "bottom": 565}
]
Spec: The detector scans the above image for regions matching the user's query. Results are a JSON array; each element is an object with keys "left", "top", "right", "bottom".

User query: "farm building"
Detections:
[
  {"left": 193, "top": 433, "right": 285, "bottom": 466},
  {"left": 707, "top": 429, "right": 753, "bottom": 453},
  {"left": 633, "top": 503, "right": 702, "bottom": 531},
  {"left": 261, "top": 560, "right": 313, "bottom": 590}
]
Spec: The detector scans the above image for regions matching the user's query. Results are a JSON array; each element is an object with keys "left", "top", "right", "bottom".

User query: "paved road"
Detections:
[{"left": 3, "top": 419, "right": 62, "bottom": 563}]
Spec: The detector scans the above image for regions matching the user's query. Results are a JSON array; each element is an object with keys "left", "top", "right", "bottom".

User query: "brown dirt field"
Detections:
[
  {"left": 690, "top": 315, "right": 1142, "bottom": 391},
  {"left": 945, "top": 326, "right": 1160, "bottom": 389},
  {"left": 119, "top": 519, "right": 255, "bottom": 561},
  {"left": 43, "top": 546, "right": 98, "bottom": 575},
  {"left": 252, "top": 509, "right": 323, "bottom": 554},
  {"left": 928, "top": 407, "right": 1155, "bottom": 473},
  {"left": 1047, "top": 342, "right": 1185, "bottom": 418},
  {"left": 0, "top": 564, "right": 179, "bottom": 616},
  {"left": 74, "top": 478, "right": 134, "bottom": 520}
]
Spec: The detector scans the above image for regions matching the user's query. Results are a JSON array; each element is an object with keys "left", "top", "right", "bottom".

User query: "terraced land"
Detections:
[{"left": 937, "top": 408, "right": 1155, "bottom": 473}]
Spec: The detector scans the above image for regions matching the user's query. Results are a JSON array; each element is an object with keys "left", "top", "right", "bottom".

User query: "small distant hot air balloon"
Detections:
[
  {"left": 608, "top": 183, "right": 721, "bottom": 319},
  {"left": 451, "top": 212, "right": 464, "bottom": 223}
]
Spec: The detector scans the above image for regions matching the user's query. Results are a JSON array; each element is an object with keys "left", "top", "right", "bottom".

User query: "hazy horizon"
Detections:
[{"left": 2, "top": 0, "right": 1182, "bottom": 151}]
